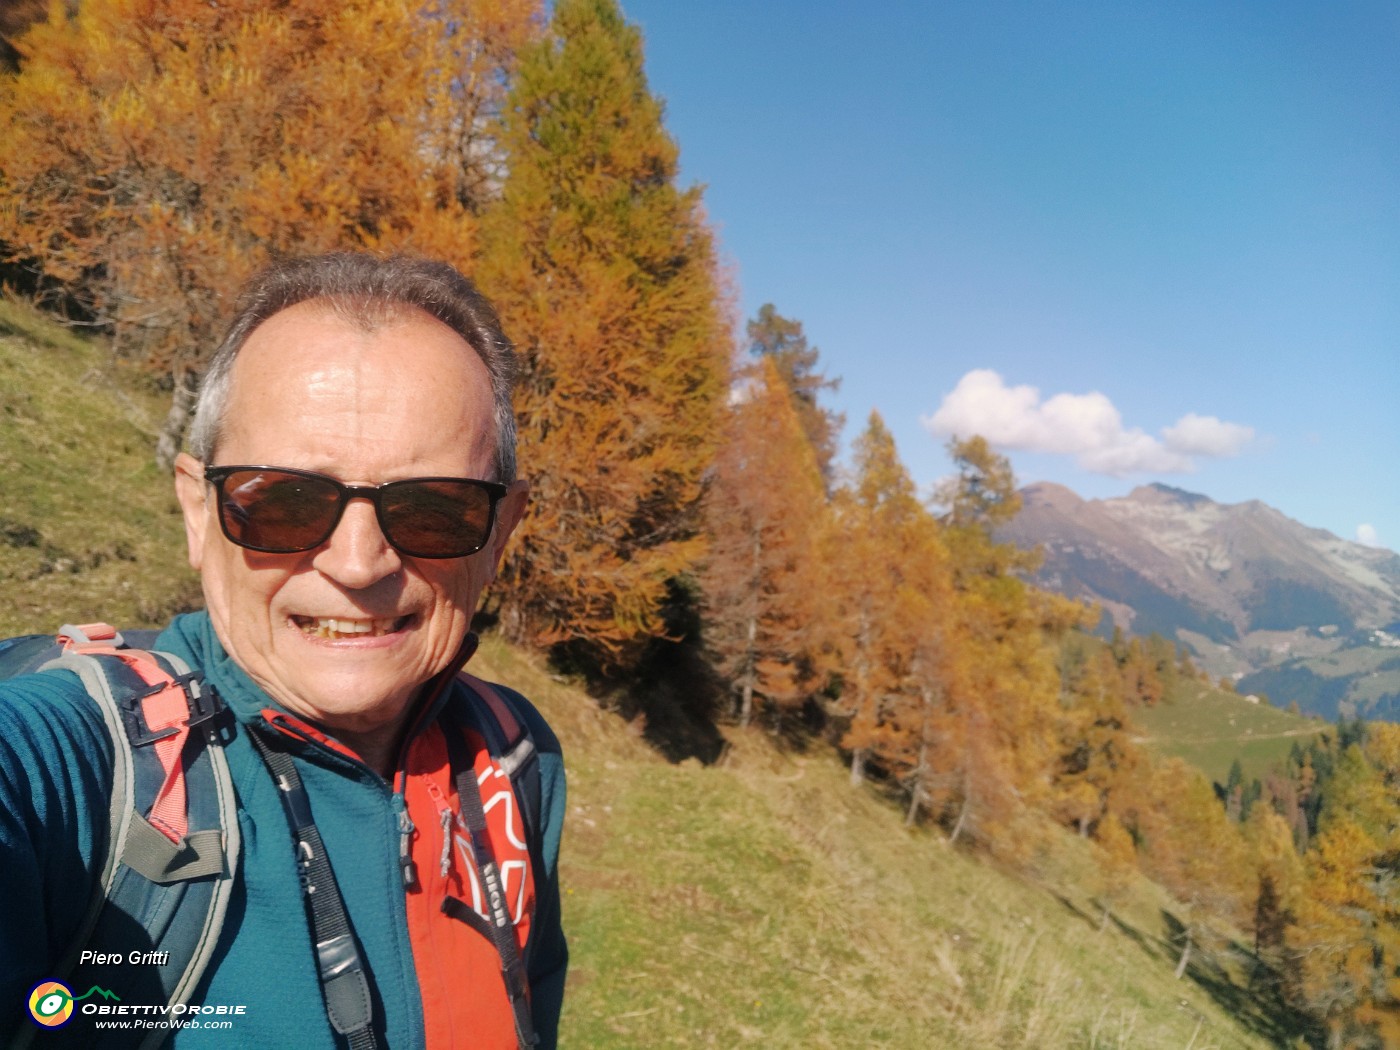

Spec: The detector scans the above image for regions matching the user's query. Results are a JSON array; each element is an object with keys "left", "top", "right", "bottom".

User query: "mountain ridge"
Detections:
[{"left": 1001, "top": 481, "right": 1400, "bottom": 720}]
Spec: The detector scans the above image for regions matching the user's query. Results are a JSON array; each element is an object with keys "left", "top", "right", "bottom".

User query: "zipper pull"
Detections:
[
  {"left": 424, "top": 779, "right": 456, "bottom": 878},
  {"left": 438, "top": 809, "right": 453, "bottom": 878},
  {"left": 395, "top": 796, "right": 418, "bottom": 890}
]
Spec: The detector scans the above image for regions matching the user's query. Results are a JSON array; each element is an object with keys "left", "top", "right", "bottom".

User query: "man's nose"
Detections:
[{"left": 311, "top": 497, "right": 403, "bottom": 586}]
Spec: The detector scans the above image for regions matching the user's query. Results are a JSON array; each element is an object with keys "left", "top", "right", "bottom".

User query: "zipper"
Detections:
[
  {"left": 259, "top": 713, "right": 422, "bottom": 889},
  {"left": 423, "top": 778, "right": 457, "bottom": 879},
  {"left": 392, "top": 792, "right": 418, "bottom": 890}
]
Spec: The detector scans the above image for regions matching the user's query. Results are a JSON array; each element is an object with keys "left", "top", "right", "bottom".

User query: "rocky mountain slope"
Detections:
[{"left": 1000, "top": 482, "right": 1400, "bottom": 720}]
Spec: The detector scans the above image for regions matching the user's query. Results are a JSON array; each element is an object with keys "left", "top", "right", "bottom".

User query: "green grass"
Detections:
[
  {"left": 476, "top": 637, "right": 1293, "bottom": 1049},
  {"left": 1132, "top": 677, "right": 1326, "bottom": 785},
  {"left": 3, "top": 301, "right": 1304, "bottom": 1047},
  {"left": 0, "top": 295, "right": 201, "bottom": 636}
]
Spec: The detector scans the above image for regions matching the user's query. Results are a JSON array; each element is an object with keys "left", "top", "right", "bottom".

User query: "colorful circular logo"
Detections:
[{"left": 28, "top": 980, "right": 75, "bottom": 1028}]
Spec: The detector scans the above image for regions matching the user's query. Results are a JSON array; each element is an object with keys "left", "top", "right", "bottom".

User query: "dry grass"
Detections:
[{"left": 474, "top": 637, "right": 1287, "bottom": 1049}]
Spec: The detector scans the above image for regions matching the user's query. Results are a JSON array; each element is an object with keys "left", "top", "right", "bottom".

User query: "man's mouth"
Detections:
[{"left": 292, "top": 615, "right": 411, "bottom": 640}]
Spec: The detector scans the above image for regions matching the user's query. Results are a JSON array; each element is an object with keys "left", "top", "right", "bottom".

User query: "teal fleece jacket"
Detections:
[{"left": 0, "top": 611, "right": 567, "bottom": 1048}]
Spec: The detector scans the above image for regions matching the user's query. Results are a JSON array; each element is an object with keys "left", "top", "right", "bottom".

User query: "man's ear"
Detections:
[
  {"left": 173, "top": 452, "right": 209, "bottom": 571},
  {"left": 485, "top": 478, "right": 530, "bottom": 577}
]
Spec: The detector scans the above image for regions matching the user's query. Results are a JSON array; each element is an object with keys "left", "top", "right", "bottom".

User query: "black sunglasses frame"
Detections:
[{"left": 202, "top": 464, "right": 508, "bottom": 559}]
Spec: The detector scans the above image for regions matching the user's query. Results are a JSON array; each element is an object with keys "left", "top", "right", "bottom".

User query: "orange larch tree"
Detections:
[
  {"left": 1123, "top": 757, "right": 1253, "bottom": 980},
  {"left": 1091, "top": 810, "right": 1138, "bottom": 932},
  {"left": 821, "top": 412, "right": 970, "bottom": 833},
  {"left": 0, "top": 0, "right": 536, "bottom": 463},
  {"left": 882, "top": 515, "right": 966, "bottom": 829},
  {"left": 822, "top": 412, "right": 926, "bottom": 787},
  {"left": 1244, "top": 803, "right": 1303, "bottom": 983},
  {"left": 744, "top": 303, "right": 843, "bottom": 485},
  {"left": 702, "top": 356, "right": 830, "bottom": 726},
  {"left": 931, "top": 436, "right": 1066, "bottom": 846},
  {"left": 477, "top": 0, "right": 729, "bottom": 666},
  {"left": 1287, "top": 727, "right": 1400, "bottom": 1042},
  {"left": 1053, "top": 631, "right": 1140, "bottom": 838}
]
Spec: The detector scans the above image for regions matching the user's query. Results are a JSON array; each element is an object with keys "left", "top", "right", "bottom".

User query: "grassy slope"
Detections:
[
  {"left": 0, "top": 296, "right": 201, "bottom": 636},
  {"left": 2, "top": 303, "right": 1295, "bottom": 1047},
  {"left": 475, "top": 638, "right": 1290, "bottom": 1049},
  {"left": 1133, "top": 676, "right": 1327, "bottom": 785}
]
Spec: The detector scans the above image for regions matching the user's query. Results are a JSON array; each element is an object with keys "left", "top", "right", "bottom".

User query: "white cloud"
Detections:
[
  {"left": 1162, "top": 413, "right": 1255, "bottom": 457},
  {"left": 922, "top": 369, "right": 1253, "bottom": 477},
  {"left": 1357, "top": 523, "right": 1381, "bottom": 547}
]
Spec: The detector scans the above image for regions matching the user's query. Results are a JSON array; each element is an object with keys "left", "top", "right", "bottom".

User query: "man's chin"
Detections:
[
  {"left": 260, "top": 658, "right": 420, "bottom": 738},
  {"left": 287, "top": 687, "right": 414, "bottom": 739}
]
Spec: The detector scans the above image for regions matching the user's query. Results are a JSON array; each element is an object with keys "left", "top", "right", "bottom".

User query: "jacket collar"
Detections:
[{"left": 154, "top": 610, "right": 471, "bottom": 770}]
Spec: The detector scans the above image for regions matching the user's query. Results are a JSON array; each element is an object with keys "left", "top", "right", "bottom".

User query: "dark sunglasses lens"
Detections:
[
  {"left": 217, "top": 469, "right": 342, "bottom": 552},
  {"left": 380, "top": 479, "right": 496, "bottom": 557}
]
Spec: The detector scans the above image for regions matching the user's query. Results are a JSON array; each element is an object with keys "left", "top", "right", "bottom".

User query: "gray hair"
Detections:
[{"left": 187, "top": 253, "right": 519, "bottom": 481}]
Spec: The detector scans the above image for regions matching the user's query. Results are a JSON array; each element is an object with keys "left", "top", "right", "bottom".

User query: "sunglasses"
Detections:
[{"left": 202, "top": 465, "right": 508, "bottom": 559}]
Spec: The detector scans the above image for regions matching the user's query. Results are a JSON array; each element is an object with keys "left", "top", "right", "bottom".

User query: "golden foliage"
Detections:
[
  {"left": 0, "top": 0, "right": 537, "bottom": 458},
  {"left": 702, "top": 357, "right": 829, "bottom": 725},
  {"left": 477, "top": 0, "right": 729, "bottom": 663},
  {"left": 1286, "top": 731, "right": 1400, "bottom": 1040}
]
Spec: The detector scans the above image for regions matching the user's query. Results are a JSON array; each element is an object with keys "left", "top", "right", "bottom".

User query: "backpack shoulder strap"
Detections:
[
  {"left": 16, "top": 624, "right": 240, "bottom": 1050},
  {"left": 454, "top": 673, "right": 546, "bottom": 867},
  {"left": 458, "top": 672, "right": 536, "bottom": 776},
  {"left": 439, "top": 695, "right": 540, "bottom": 1050},
  {"left": 445, "top": 674, "right": 567, "bottom": 1048}
]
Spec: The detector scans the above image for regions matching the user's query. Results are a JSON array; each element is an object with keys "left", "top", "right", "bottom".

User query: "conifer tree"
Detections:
[
  {"left": 938, "top": 435, "right": 1024, "bottom": 535},
  {"left": 702, "top": 357, "right": 829, "bottom": 726},
  {"left": 823, "top": 413, "right": 924, "bottom": 786},
  {"left": 819, "top": 413, "right": 977, "bottom": 834},
  {"left": 1286, "top": 726, "right": 1400, "bottom": 1039},
  {"left": 933, "top": 436, "right": 1064, "bottom": 841},
  {"left": 1124, "top": 758, "right": 1253, "bottom": 979},
  {"left": 1290, "top": 817, "right": 1398, "bottom": 1041},
  {"left": 1117, "top": 637, "right": 1167, "bottom": 706},
  {"left": 477, "top": 0, "right": 729, "bottom": 664},
  {"left": 745, "top": 303, "right": 843, "bottom": 482},
  {"left": 1244, "top": 805, "right": 1302, "bottom": 983},
  {"left": 0, "top": 0, "right": 536, "bottom": 464},
  {"left": 891, "top": 530, "right": 966, "bottom": 829},
  {"left": 1053, "top": 634, "right": 1138, "bottom": 837}
]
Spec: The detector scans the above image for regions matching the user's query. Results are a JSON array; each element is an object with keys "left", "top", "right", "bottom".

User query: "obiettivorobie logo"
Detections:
[{"left": 27, "top": 980, "right": 120, "bottom": 1028}]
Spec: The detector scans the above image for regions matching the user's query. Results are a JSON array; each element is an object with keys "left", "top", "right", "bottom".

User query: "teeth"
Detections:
[{"left": 298, "top": 616, "right": 400, "bottom": 639}]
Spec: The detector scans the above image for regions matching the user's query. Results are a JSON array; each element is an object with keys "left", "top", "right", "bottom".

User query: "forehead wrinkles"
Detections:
[
  {"left": 225, "top": 332, "right": 379, "bottom": 442},
  {"left": 300, "top": 350, "right": 394, "bottom": 435},
  {"left": 222, "top": 306, "right": 492, "bottom": 470}
]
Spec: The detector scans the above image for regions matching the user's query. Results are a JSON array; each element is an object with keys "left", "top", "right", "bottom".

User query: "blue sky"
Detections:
[{"left": 620, "top": 1, "right": 1399, "bottom": 551}]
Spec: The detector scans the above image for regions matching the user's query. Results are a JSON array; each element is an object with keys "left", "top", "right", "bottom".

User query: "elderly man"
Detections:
[{"left": 0, "top": 254, "right": 566, "bottom": 1048}]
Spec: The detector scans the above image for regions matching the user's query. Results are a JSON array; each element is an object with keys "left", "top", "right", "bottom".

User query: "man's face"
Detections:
[{"left": 174, "top": 301, "right": 526, "bottom": 748}]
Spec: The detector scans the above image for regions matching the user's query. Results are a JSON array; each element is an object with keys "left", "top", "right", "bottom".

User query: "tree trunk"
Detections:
[
  {"left": 155, "top": 371, "right": 198, "bottom": 470},
  {"left": 904, "top": 787, "right": 921, "bottom": 828},
  {"left": 904, "top": 689, "right": 932, "bottom": 828},
  {"left": 1174, "top": 927, "right": 1192, "bottom": 979},
  {"left": 947, "top": 765, "right": 973, "bottom": 845},
  {"left": 739, "top": 616, "right": 757, "bottom": 727},
  {"left": 738, "top": 534, "right": 760, "bottom": 727},
  {"left": 849, "top": 748, "right": 865, "bottom": 787},
  {"left": 497, "top": 586, "right": 530, "bottom": 647},
  {"left": 948, "top": 791, "right": 970, "bottom": 845}
]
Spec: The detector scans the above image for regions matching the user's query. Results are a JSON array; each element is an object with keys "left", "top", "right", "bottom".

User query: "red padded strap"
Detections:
[
  {"left": 60, "top": 633, "right": 192, "bottom": 843},
  {"left": 457, "top": 673, "right": 522, "bottom": 744}
]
